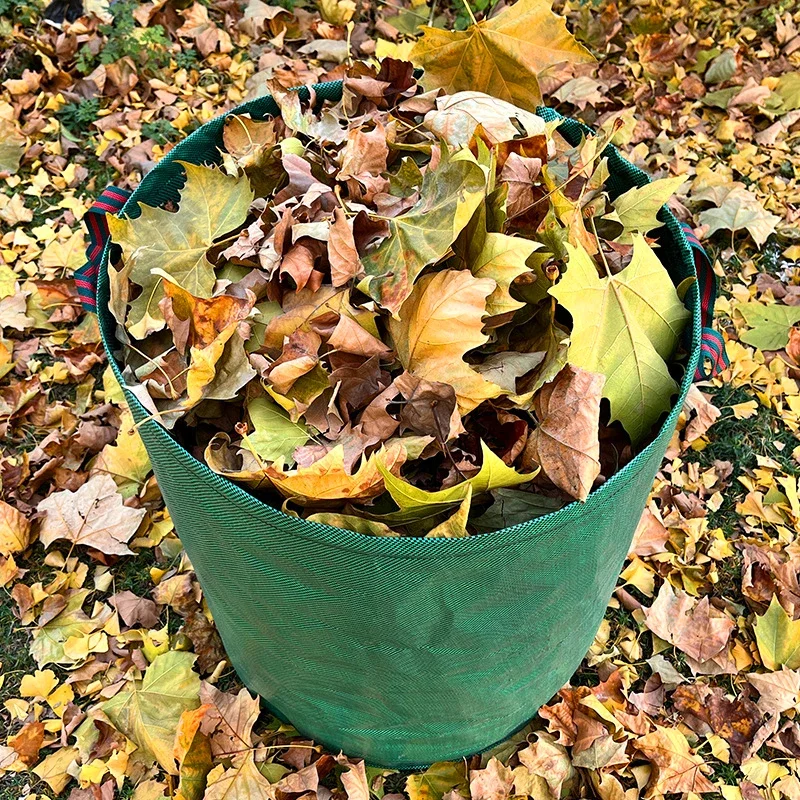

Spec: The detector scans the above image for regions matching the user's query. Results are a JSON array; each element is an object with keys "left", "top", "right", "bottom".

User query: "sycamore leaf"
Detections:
[
  {"left": 698, "top": 186, "right": 780, "bottom": 248},
  {"left": 550, "top": 237, "right": 690, "bottom": 442},
  {"left": 378, "top": 440, "right": 536, "bottom": 514},
  {"left": 38, "top": 474, "right": 146, "bottom": 555},
  {"left": 522, "top": 365, "right": 604, "bottom": 501},
  {"left": 754, "top": 595, "right": 800, "bottom": 671},
  {"left": 108, "top": 162, "right": 253, "bottom": 337},
  {"left": 243, "top": 395, "right": 311, "bottom": 468},
  {"left": 407, "top": 762, "right": 469, "bottom": 800},
  {"left": 634, "top": 727, "right": 716, "bottom": 795},
  {"left": 30, "top": 590, "right": 98, "bottom": 667},
  {"left": 361, "top": 157, "right": 486, "bottom": 317},
  {"left": 388, "top": 269, "right": 503, "bottom": 414},
  {"left": 468, "top": 232, "right": 541, "bottom": 317},
  {"left": 409, "top": 0, "right": 593, "bottom": 112},
  {"left": 738, "top": 302, "right": 800, "bottom": 351},
  {"left": 102, "top": 651, "right": 200, "bottom": 774},
  {"left": 32, "top": 747, "right": 78, "bottom": 795},
  {"left": 425, "top": 486, "right": 471, "bottom": 538},
  {"left": 611, "top": 176, "right": 687, "bottom": 242},
  {"left": 204, "top": 753, "right": 275, "bottom": 800},
  {"left": 91, "top": 409, "right": 152, "bottom": 498}
]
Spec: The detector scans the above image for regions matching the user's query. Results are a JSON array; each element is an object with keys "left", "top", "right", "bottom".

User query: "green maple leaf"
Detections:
[
  {"left": 108, "top": 162, "right": 253, "bottom": 338},
  {"left": 243, "top": 395, "right": 311, "bottom": 468},
  {"left": 549, "top": 235, "right": 690, "bottom": 443},
  {"left": 377, "top": 440, "right": 536, "bottom": 517},
  {"left": 738, "top": 302, "right": 800, "bottom": 351},
  {"left": 611, "top": 175, "right": 686, "bottom": 243},
  {"left": 360, "top": 156, "right": 486, "bottom": 317},
  {"left": 102, "top": 651, "right": 200, "bottom": 774},
  {"left": 754, "top": 596, "right": 800, "bottom": 671}
]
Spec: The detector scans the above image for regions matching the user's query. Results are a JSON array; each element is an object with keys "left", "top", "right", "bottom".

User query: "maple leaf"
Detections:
[
  {"left": 406, "top": 761, "right": 468, "bottom": 800},
  {"left": 243, "top": 395, "right": 311, "bottom": 468},
  {"left": 360, "top": 157, "right": 486, "bottom": 317},
  {"left": 0, "top": 499, "right": 31, "bottom": 557},
  {"left": 611, "top": 175, "right": 687, "bottom": 242},
  {"left": 409, "top": 0, "right": 593, "bottom": 111},
  {"left": 30, "top": 589, "right": 99, "bottom": 667},
  {"left": 173, "top": 705, "right": 214, "bottom": 800},
  {"left": 37, "top": 474, "right": 146, "bottom": 555},
  {"left": 738, "top": 302, "right": 800, "bottom": 350},
  {"left": 634, "top": 727, "right": 716, "bottom": 795},
  {"left": 378, "top": 440, "right": 535, "bottom": 516},
  {"left": 698, "top": 186, "right": 781, "bottom": 247},
  {"left": 204, "top": 753, "right": 274, "bottom": 800},
  {"left": 108, "top": 162, "right": 253, "bottom": 337},
  {"left": 522, "top": 365, "right": 604, "bottom": 501},
  {"left": 388, "top": 269, "right": 503, "bottom": 414},
  {"left": 91, "top": 409, "right": 152, "bottom": 498},
  {"left": 754, "top": 595, "right": 800, "bottom": 670},
  {"left": 102, "top": 651, "right": 200, "bottom": 774},
  {"left": 550, "top": 236, "right": 690, "bottom": 442},
  {"left": 467, "top": 232, "right": 541, "bottom": 317}
]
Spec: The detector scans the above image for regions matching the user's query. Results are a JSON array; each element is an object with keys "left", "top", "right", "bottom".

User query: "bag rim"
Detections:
[{"left": 97, "top": 82, "right": 703, "bottom": 555}]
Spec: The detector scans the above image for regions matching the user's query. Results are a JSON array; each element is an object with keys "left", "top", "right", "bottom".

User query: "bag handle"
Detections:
[
  {"left": 75, "top": 185, "right": 132, "bottom": 312},
  {"left": 76, "top": 185, "right": 729, "bottom": 382},
  {"left": 679, "top": 222, "right": 729, "bottom": 380}
]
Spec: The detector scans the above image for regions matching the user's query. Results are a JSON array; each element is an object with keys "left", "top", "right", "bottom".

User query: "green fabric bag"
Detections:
[{"left": 95, "top": 80, "right": 702, "bottom": 768}]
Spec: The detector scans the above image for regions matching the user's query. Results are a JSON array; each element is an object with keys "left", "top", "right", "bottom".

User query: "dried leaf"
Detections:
[{"left": 409, "top": 0, "right": 593, "bottom": 111}]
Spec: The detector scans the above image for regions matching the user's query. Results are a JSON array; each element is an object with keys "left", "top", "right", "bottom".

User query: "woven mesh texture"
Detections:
[{"left": 97, "top": 84, "right": 702, "bottom": 768}]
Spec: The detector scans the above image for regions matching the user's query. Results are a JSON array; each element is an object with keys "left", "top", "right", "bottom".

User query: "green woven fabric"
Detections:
[{"left": 97, "top": 83, "right": 701, "bottom": 768}]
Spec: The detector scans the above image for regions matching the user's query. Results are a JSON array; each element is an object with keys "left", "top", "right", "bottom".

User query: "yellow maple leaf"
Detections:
[{"left": 409, "top": 0, "right": 594, "bottom": 112}]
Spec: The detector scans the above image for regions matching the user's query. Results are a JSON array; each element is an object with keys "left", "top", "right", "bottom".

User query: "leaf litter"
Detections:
[{"left": 1, "top": 0, "right": 800, "bottom": 797}]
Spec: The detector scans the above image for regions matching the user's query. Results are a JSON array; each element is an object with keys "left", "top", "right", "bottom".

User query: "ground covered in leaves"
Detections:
[{"left": 1, "top": 0, "right": 800, "bottom": 798}]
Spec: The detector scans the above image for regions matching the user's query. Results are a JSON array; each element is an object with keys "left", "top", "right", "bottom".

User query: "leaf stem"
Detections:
[{"left": 460, "top": 0, "right": 478, "bottom": 27}]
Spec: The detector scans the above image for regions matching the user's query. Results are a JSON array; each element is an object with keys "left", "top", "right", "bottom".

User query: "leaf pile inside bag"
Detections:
[{"left": 107, "top": 61, "right": 690, "bottom": 536}]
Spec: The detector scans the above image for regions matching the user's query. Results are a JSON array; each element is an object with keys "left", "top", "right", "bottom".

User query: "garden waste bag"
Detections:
[{"left": 84, "top": 79, "right": 724, "bottom": 768}]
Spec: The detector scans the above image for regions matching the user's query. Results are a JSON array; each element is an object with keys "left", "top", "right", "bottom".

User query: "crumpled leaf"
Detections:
[
  {"left": 522, "top": 365, "right": 604, "bottom": 501},
  {"left": 423, "top": 91, "right": 548, "bottom": 149},
  {"left": 102, "top": 651, "right": 200, "bottom": 774},
  {"left": 38, "top": 474, "right": 146, "bottom": 555},
  {"left": 388, "top": 269, "right": 503, "bottom": 414},
  {"left": 550, "top": 236, "right": 690, "bottom": 442},
  {"left": 361, "top": 156, "right": 486, "bottom": 316},
  {"left": 409, "top": 0, "right": 593, "bottom": 111},
  {"left": 108, "top": 162, "right": 253, "bottom": 336}
]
